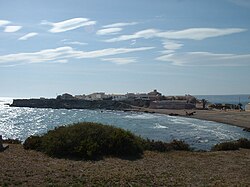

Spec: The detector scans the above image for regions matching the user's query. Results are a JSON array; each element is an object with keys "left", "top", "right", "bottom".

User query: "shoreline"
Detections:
[
  {"left": 5, "top": 98, "right": 250, "bottom": 130},
  {"left": 132, "top": 107, "right": 250, "bottom": 129}
]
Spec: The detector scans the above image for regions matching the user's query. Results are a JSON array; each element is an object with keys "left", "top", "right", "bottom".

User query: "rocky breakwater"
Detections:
[{"left": 10, "top": 98, "right": 132, "bottom": 110}]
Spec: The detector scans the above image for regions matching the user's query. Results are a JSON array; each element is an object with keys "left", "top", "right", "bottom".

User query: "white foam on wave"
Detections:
[
  {"left": 124, "top": 113, "right": 157, "bottom": 119},
  {"left": 169, "top": 117, "right": 194, "bottom": 125},
  {"left": 153, "top": 123, "right": 168, "bottom": 129}
]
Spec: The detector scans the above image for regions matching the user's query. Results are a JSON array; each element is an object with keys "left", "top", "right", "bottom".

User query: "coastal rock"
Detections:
[
  {"left": 10, "top": 98, "right": 132, "bottom": 110},
  {"left": 243, "top": 128, "right": 250, "bottom": 132},
  {"left": 0, "top": 135, "right": 9, "bottom": 152}
]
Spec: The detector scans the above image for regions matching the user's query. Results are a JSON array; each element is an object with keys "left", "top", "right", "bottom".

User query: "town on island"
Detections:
[{"left": 10, "top": 89, "right": 249, "bottom": 112}]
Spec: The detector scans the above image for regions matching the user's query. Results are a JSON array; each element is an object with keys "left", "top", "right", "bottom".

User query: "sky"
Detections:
[{"left": 0, "top": 0, "right": 250, "bottom": 98}]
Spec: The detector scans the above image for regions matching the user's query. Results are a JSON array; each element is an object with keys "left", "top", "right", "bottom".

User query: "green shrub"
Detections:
[
  {"left": 23, "top": 135, "right": 42, "bottom": 151},
  {"left": 23, "top": 122, "right": 144, "bottom": 159},
  {"left": 237, "top": 138, "right": 250, "bottom": 149},
  {"left": 142, "top": 139, "right": 191, "bottom": 152},
  {"left": 211, "top": 141, "right": 239, "bottom": 151},
  {"left": 211, "top": 138, "right": 250, "bottom": 151},
  {"left": 3, "top": 138, "right": 21, "bottom": 144},
  {"left": 169, "top": 140, "right": 191, "bottom": 151},
  {"left": 142, "top": 139, "right": 170, "bottom": 152}
]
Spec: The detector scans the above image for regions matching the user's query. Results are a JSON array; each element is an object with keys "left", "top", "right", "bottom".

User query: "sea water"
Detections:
[
  {"left": 196, "top": 94, "right": 250, "bottom": 107},
  {"left": 0, "top": 97, "right": 249, "bottom": 150}
]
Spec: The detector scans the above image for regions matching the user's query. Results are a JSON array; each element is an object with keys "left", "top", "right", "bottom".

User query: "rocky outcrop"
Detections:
[
  {"left": 0, "top": 135, "right": 9, "bottom": 152},
  {"left": 10, "top": 98, "right": 132, "bottom": 110}
]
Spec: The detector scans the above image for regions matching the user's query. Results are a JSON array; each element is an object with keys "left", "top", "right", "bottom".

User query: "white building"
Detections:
[
  {"left": 111, "top": 94, "right": 127, "bottom": 101},
  {"left": 89, "top": 92, "right": 106, "bottom": 100},
  {"left": 135, "top": 93, "right": 150, "bottom": 100},
  {"left": 245, "top": 103, "right": 250, "bottom": 111}
]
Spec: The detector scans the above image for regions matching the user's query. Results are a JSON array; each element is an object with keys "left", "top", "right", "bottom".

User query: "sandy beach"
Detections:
[
  {"left": 136, "top": 108, "right": 250, "bottom": 129},
  {"left": 0, "top": 144, "right": 250, "bottom": 186}
]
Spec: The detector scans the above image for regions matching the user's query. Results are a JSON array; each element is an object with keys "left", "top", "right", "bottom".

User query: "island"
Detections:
[{"left": 10, "top": 90, "right": 250, "bottom": 129}]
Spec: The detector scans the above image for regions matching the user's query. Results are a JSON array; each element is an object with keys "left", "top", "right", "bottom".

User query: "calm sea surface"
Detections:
[
  {"left": 0, "top": 97, "right": 249, "bottom": 150},
  {"left": 196, "top": 94, "right": 250, "bottom": 108}
]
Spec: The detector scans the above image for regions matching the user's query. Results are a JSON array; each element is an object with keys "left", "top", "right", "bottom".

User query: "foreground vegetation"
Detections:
[
  {"left": 23, "top": 122, "right": 250, "bottom": 160},
  {"left": 23, "top": 122, "right": 191, "bottom": 160},
  {"left": 1, "top": 122, "right": 250, "bottom": 185},
  {"left": 211, "top": 138, "right": 250, "bottom": 151},
  {"left": 1, "top": 144, "right": 250, "bottom": 186}
]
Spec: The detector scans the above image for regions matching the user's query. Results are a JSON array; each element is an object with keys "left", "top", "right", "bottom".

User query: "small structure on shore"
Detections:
[
  {"left": 245, "top": 96, "right": 250, "bottom": 111},
  {"left": 245, "top": 103, "right": 250, "bottom": 111},
  {"left": 150, "top": 100, "right": 196, "bottom": 109}
]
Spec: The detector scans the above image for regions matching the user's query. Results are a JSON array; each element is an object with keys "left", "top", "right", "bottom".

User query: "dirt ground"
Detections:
[{"left": 0, "top": 144, "right": 249, "bottom": 186}]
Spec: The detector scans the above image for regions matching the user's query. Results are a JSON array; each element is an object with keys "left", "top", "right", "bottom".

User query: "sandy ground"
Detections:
[
  {"left": 136, "top": 108, "right": 250, "bottom": 129},
  {"left": 0, "top": 144, "right": 249, "bottom": 186}
]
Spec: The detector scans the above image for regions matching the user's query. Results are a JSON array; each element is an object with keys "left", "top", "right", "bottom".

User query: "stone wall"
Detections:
[{"left": 149, "top": 100, "right": 196, "bottom": 109}]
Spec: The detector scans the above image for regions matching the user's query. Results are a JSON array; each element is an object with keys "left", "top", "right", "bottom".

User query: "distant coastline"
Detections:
[{"left": 6, "top": 90, "right": 250, "bottom": 130}]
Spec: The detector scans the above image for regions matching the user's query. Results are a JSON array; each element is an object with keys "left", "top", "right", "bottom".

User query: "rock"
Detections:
[
  {"left": 10, "top": 99, "right": 132, "bottom": 111},
  {"left": 243, "top": 128, "right": 250, "bottom": 132},
  {"left": 0, "top": 135, "right": 9, "bottom": 152}
]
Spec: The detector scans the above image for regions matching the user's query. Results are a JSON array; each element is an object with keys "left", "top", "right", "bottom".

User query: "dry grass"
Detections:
[{"left": 0, "top": 144, "right": 250, "bottom": 186}]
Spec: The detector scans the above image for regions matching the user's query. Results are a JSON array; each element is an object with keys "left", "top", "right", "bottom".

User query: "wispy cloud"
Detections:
[
  {"left": 101, "top": 57, "right": 137, "bottom": 65},
  {"left": 158, "top": 28, "right": 246, "bottom": 40},
  {"left": 156, "top": 52, "right": 250, "bottom": 66},
  {"left": 130, "top": 40, "right": 136, "bottom": 45},
  {"left": 41, "top": 18, "right": 96, "bottom": 33},
  {"left": 4, "top": 25, "right": 22, "bottom": 33},
  {"left": 105, "top": 28, "right": 246, "bottom": 42},
  {"left": 18, "top": 32, "right": 38, "bottom": 40},
  {"left": 55, "top": 59, "right": 68, "bottom": 63},
  {"left": 96, "top": 28, "right": 122, "bottom": 35},
  {"left": 0, "top": 20, "right": 11, "bottom": 27},
  {"left": 162, "top": 40, "right": 183, "bottom": 50},
  {"left": 103, "top": 22, "right": 138, "bottom": 28},
  {"left": 160, "top": 40, "right": 183, "bottom": 54},
  {"left": 0, "top": 46, "right": 154, "bottom": 66},
  {"left": 63, "top": 41, "right": 88, "bottom": 46},
  {"left": 106, "top": 29, "right": 159, "bottom": 42}
]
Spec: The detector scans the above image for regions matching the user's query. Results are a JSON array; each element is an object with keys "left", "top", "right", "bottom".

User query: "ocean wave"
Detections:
[
  {"left": 153, "top": 123, "right": 168, "bottom": 129},
  {"left": 124, "top": 113, "right": 157, "bottom": 119}
]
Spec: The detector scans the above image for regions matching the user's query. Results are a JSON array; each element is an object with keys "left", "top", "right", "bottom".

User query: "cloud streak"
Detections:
[
  {"left": 63, "top": 41, "right": 88, "bottom": 46},
  {"left": 101, "top": 57, "right": 137, "bottom": 65},
  {"left": 96, "top": 28, "right": 122, "bottom": 35},
  {"left": 18, "top": 32, "right": 38, "bottom": 40},
  {"left": 156, "top": 52, "right": 250, "bottom": 66},
  {"left": 105, "top": 28, "right": 246, "bottom": 42},
  {"left": 0, "top": 46, "right": 154, "bottom": 66},
  {"left": 4, "top": 25, "right": 22, "bottom": 32},
  {"left": 103, "top": 22, "right": 138, "bottom": 28},
  {"left": 0, "top": 20, "right": 11, "bottom": 27},
  {"left": 41, "top": 18, "right": 96, "bottom": 33}
]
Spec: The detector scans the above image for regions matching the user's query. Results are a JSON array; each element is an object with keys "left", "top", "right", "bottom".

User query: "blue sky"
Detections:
[{"left": 0, "top": 0, "right": 250, "bottom": 98}]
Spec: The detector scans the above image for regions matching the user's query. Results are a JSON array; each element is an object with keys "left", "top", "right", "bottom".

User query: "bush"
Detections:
[
  {"left": 169, "top": 140, "right": 191, "bottom": 151},
  {"left": 212, "top": 141, "right": 239, "bottom": 151},
  {"left": 23, "top": 135, "right": 42, "bottom": 151},
  {"left": 142, "top": 139, "right": 191, "bottom": 152},
  {"left": 237, "top": 138, "right": 250, "bottom": 149},
  {"left": 2, "top": 138, "right": 21, "bottom": 144},
  {"left": 211, "top": 138, "right": 250, "bottom": 151},
  {"left": 23, "top": 122, "right": 144, "bottom": 160}
]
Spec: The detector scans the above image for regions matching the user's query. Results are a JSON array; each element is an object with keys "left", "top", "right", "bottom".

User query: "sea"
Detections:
[
  {"left": 196, "top": 94, "right": 250, "bottom": 108},
  {"left": 0, "top": 95, "right": 250, "bottom": 151}
]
